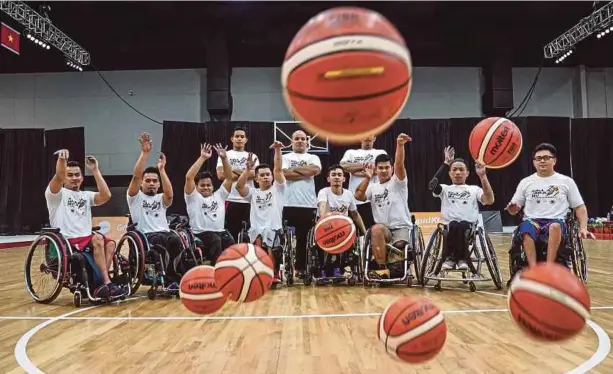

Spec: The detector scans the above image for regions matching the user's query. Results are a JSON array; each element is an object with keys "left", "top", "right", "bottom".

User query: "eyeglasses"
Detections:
[{"left": 533, "top": 155, "right": 555, "bottom": 161}]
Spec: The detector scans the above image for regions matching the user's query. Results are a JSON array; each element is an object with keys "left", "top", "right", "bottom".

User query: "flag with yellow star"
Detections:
[{"left": 1, "top": 22, "right": 20, "bottom": 55}]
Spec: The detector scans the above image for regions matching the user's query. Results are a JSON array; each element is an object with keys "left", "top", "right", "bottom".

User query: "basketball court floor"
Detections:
[{"left": 0, "top": 233, "right": 611, "bottom": 374}]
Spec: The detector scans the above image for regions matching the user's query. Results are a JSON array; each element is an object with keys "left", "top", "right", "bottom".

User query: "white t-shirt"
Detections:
[
  {"left": 45, "top": 187, "right": 97, "bottom": 239},
  {"left": 126, "top": 191, "right": 170, "bottom": 234},
  {"left": 434, "top": 184, "right": 484, "bottom": 224},
  {"left": 246, "top": 181, "right": 286, "bottom": 232},
  {"left": 366, "top": 175, "right": 412, "bottom": 229},
  {"left": 317, "top": 187, "right": 357, "bottom": 217},
  {"left": 340, "top": 148, "right": 387, "bottom": 204},
  {"left": 511, "top": 172, "right": 584, "bottom": 220},
  {"left": 282, "top": 152, "right": 321, "bottom": 208},
  {"left": 185, "top": 185, "right": 230, "bottom": 234},
  {"left": 217, "top": 150, "right": 260, "bottom": 204}
]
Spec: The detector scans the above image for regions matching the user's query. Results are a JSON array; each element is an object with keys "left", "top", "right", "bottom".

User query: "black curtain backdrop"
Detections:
[
  {"left": 0, "top": 129, "right": 46, "bottom": 234},
  {"left": 160, "top": 117, "right": 611, "bottom": 222},
  {"left": 570, "top": 118, "right": 613, "bottom": 217},
  {"left": 44, "top": 127, "right": 85, "bottom": 185}
]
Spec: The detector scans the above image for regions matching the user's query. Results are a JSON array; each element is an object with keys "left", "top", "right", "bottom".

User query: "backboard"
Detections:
[{"left": 273, "top": 121, "right": 330, "bottom": 154}]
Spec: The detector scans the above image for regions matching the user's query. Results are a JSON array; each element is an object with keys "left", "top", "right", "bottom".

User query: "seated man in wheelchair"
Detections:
[
  {"left": 354, "top": 133, "right": 412, "bottom": 280},
  {"left": 236, "top": 141, "right": 286, "bottom": 284},
  {"left": 315, "top": 164, "right": 367, "bottom": 278},
  {"left": 506, "top": 143, "right": 594, "bottom": 268},
  {"left": 429, "top": 146, "right": 494, "bottom": 270},
  {"left": 45, "top": 149, "right": 125, "bottom": 298},
  {"left": 127, "top": 132, "right": 182, "bottom": 291},
  {"left": 184, "top": 143, "right": 235, "bottom": 265}
]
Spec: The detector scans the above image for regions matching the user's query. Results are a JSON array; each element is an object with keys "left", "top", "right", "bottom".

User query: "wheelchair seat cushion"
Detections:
[{"left": 518, "top": 219, "right": 567, "bottom": 243}]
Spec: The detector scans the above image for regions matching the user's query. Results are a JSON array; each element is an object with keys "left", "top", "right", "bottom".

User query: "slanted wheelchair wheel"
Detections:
[
  {"left": 284, "top": 228, "right": 295, "bottom": 287},
  {"left": 420, "top": 228, "right": 442, "bottom": 287},
  {"left": 116, "top": 232, "right": 146, "bottom": 295},
  {"left": 571, "top": 235, "right": 588, "bottom": 284},
  {"left": 25, "top": 233, "right": 68, "bottom": 304},
  {"left": 412, "top": 226, "right": 425, "bottom": 285},
  {"left": 477, "top": 230, "right": 503, "bottom": 290}
]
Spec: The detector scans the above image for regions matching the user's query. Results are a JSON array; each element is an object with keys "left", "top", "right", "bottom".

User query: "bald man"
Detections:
[{"left": 282, "top": 130, "right": 322, "bottom": 276}]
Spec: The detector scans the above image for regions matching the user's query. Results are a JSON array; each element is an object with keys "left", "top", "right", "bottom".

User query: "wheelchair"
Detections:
[
  {"left": 420, "top": 222, "right": 504, "bottom": 292},
  {"left": 507, "top": 211, "right": 588, "bottom": 286},
  {"left": 361, "top": 215, "right": 425, "bottom": 287},
  {"left": 24, "top": 226, "right": 131, "bottom": 307},
  {"left": 115, "top": 215, "right": 197, "bottom": 300},
  {"left": 237, "top": 220, "right": 296, "bottom": 287},
  {"left": 167, "top": 214, "right": 206, "bottom": 269},
  {"left": 303, "top": 218, "right": 363, "bottom": 287}
]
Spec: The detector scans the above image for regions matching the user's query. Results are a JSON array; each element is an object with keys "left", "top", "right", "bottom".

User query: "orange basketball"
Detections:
[
  {"left": 508, "top": 262, "right": 591, "bottom": 341},
  {"left": 315, "top": 214, "right": 356, "bottom": 254},
  {"left": 281, "top": 7, "right": 412, "bottom": 144},
  {"left": 468, "top": 117, "right": 523, "bottom": 168},
  {"left": 377, "top": 296, "right": 447, "bottom": 363},
  {"left": 214, "top": 243, "right": 274, "bottom": 303},
  {"left": 179, "top": 265, "right": 227, "bottom": 315}
]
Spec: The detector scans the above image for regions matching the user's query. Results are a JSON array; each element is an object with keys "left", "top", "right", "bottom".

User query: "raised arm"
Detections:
[
  {"left": 271, "top": 141, "right": 285, "bottom": 184},
  {"left": 48, "top": 149, "right": 69, "bottom": 194},
  {"left": 236, "top": 152, "right": 254, "bottom": 198},
  {"left": 428, "top": 146, "right": 454, "bottom": 195},
  {"left": 128, "top": 132, "right": 151, "bottom": 197},
  {"left": 85, "top": 156, "right": 111, "bottom": 205},
  {"left": 157, "top": 153, "right": 173, "bottom": 207},
  {"left": 213, "top": 144, "right": 234, "bottom": 193},
  {"left": 474, "top": 162, "right": 494, "bottom": 205},
  {"left": 394, "top": 133, "right": 411, "bottom": 181},
  {"left": 185, "top": 143, "right": 212, "bottom": 195}
]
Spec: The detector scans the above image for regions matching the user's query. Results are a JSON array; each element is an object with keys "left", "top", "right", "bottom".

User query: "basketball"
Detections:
[
  {"left": 315, "top": 213, "right": 356, "bottom": 254},
  {"left": 179, "top": 265, "right": 227, "bottom": 315},
  {"left": 214, "top": 243, "right": 275, "bottom": 303},
  {"left": 281, "top": 6, "right": 412, "bottom": 144},
  {"left": 468, "top": 117, "right": 523, "bottom": 168},
  {"left": 508, "top": 262, "right": 591, "bottom": 341},
  {"left": 377, "top": 296, "right": 447, "bottom": 363}
]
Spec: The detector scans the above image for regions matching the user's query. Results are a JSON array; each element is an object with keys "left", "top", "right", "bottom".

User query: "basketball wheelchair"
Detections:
[
  {"left": 237, "top": 220, "right": 296, "bottom": 287},
  {"left": 24, "top": 226, "right": 132, "bottom": 307},
  {"left": 361, "top": 215, "right": 425, "bottom": 287},
  {"left": 420, "top": 222, "right": 504, "bottom": 292},
  {"left": 507, "top": 211, "right": 588, "bottom": 286},
  {"left": 303, "top": 216, "right": 363, "bottom": 287},
  {"left": 115, "top": 214, "right": 204, "bottom": 300}
]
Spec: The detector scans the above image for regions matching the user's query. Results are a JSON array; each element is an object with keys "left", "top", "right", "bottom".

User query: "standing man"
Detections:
[
  {"left": 507, "top": 143, "right": 594, "bottom": 267},
  {"left": 216, "top": 126, "right": 260, "bottom": 242},
  {"left": 282, "top": 130, "right": 322, "bottom": 276},
  {"left": 340, "top": 135, "right": 387, "bottom": 229},
  {"left": 45, "top": 150, "right": 124, "bottom": 298},
  {"left": 127, "top": 132, "right": 182, "bottom": 291}
]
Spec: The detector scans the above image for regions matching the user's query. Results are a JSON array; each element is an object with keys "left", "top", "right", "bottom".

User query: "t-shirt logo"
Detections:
[
  {"left": 530, "top": 185, "right": 560, "bottom": 204},
  {"left": 373, "top": 189, "right": 389, "bottom": 207},
  {"left": 353, "top": 154, "right": 375, "bottom": 164},
  {"left": 447, "top": 190, "right": 471, "bottom": 205},
  {"left": 331, "top": 204, "right": 348, "bottom": 214},
  {"left": 255, "top": 191, "right": 273, "bottom": 210},
  {"left": 289, "top": 159, "right": 308, "bottom": 168},
  {"left": 142, "top": 200, "right": 162, "bottom": 217},
  {"left": 201, "top": 200, "right": 219, "bottom": 218},
  {"left": 67, "top": 196, "right": 87, "bottom": 216},
  {"left": 229, "top": 157, "right": 247, "bottom": 168}
]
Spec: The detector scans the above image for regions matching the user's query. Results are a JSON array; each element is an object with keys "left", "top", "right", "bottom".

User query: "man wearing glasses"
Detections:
[{"left": 506, "top": 143, "right": 594, "bottom": 268}]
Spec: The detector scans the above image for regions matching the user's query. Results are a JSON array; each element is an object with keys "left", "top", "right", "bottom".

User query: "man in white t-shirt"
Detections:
[
  {"left": 237, "top": 141, "right": 286, "bottom": 283},
  {"left": 355, "top": 134, "right": 412, "bottom": 280},
  {"left": 316, "top": 164, "right": 367, "bottom": 278},
  {"left": 216, "top": 126, "right": 260, "bottom": 242},
  {"left": 429, "top": 146, "right": 495, "bottom": 270},
  {"left": 127, "top": 132, "right": 182, "bottom": 290},
  {"left": 45, "top": 149, "right": 124, "bottom": 298},
  {"left": 282, "top": 130, "right": 321, "bottom": 276},
  {"left": 184, "top": 143, "right": 234, "bottom": 265},
  {"left": 340, "top": 135, "right": 387, "bottom": 228},
  {"left": 507, "top": 143, "right": 594, "bottom": 267}
]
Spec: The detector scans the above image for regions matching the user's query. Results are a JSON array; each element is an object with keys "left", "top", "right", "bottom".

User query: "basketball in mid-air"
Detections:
[
  {"left": 315, "top": 213, "right": 356, "bottom": 254},
  {"left": 508, "top": 262, "right": 591, "bottom": 341},
  {"left": 179, "top": 265, "right": 227, "bottom": 315},
  {"left": 468, "top": 117, "right": 523, "bottom": 168},
  {"left": 281, "top": 6, "right": 412, "bottom": 144}
]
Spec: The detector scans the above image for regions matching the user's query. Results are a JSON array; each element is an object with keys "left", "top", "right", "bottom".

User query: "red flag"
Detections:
[{"left": 1, "top": 22, "right": 20, "bottom": 55}]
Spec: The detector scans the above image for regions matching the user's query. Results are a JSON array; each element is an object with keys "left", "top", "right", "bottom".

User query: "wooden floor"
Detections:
[{"left": 1, "top": 234, "right": 612, "bottom": 374}]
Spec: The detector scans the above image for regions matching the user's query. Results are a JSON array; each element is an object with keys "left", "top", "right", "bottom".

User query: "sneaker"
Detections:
[
  {"left": 333, "top": 268, "right": 342, "bottom": 277},
  {"left": 457, "top": 260, "right": 469, "bottom": 270},
  {"left": 368, "top": 268, "right": 390, "bottom": 279},
  {"left": 108, "top": 283, "right": 127, "bottom": 297},
  {"left": 167, "top": 282, "right": 179, "bottom": 291},
  {"left": 343, "top": 266, "right": 353, "bottom": 278},
  {"left": 94, "top": 284, "right": 110, "bottom": 299},
  {"left": 441, "top": 260, "right": 456, "bottom": 270},
  {"left": 273, "top": 271, "right": 283, "bottom": 284},
  {"left": 320, "top": 270, "right": 326, "bottom": 278}
]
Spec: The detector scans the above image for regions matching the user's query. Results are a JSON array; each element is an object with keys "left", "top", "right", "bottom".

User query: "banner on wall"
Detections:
[
  {"left": 92, "top": 216, "right": 129, "bottom": 242},
  {"left": 412, "top": 212, "right": 486, "bottom": 238}
]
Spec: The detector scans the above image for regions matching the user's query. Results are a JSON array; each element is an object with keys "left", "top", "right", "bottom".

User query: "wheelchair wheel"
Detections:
[
  {"left": 477, "top": 229, "right": 503, "bottom": 290},
  {"left": 24, "top": 233, "right": 68, "bottom": 303},
  {"left": 420, "top": 227, "right": 443, "bottom": 287},
  {"left": 284, "top": 227, "right": 295, "bottom": 286},
  {"left": 115, "top": 231, "right": 146, "bottom": 295},
  {"left": 411, "top": 226, "right": 425, "bottom": 285},
  {"left": 570, "top": 234, "right": 588, "bottom": 284}
]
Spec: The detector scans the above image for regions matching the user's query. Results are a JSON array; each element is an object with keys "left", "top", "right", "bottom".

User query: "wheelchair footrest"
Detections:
[{"left": 425, "top": 273, "right": 489, "bottom": 282}]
